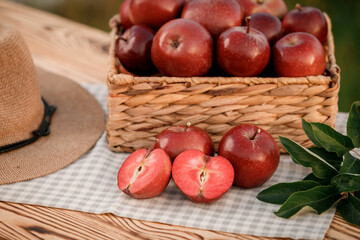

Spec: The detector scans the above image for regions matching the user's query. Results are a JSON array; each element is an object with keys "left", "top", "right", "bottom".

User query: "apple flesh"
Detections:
[
  {"left": 217, "top": 17, "right": 270, "bottom": 77},
  {"left": 218, "top": 124, "right": 280, "bottom": 188},
  {"left": 273, "top": 32, "right": 326, "bottom": 77},
  {"left": 119, "top": 0, "right": 133, "bottom": 30},
  {"left": 154, "top": 123, "right": 214, "bottom": 161},
  {"left": 129, "top": 0, "right": 184, "bottom": 30},
  {"left": 151, "top": 19, "right": 213, "bottom": 77},
  {"left": 172, "top": 149, "right": 234, "bottom": 203},
  {"left": 181, "top": 0, "right": 243, "bottom": 39},
  {"left": 282, "top": 4, "right": 328, "bottom": 44},
  {"left": 116, "top": 25, "right": 155, "bottom": 76},
  {"left": 117, "top": 146, "right": 172, "bottom": 199},
  {"left": 248, "top": 12, "right": 282, "bottom": 44},
  {"left": 236, "top": 0, "right": 288, "bottom": 19}
]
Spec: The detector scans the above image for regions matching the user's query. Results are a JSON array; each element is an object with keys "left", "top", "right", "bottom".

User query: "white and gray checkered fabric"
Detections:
[{"left": 0, "top": 84, "right": 349, "bottom": 240}]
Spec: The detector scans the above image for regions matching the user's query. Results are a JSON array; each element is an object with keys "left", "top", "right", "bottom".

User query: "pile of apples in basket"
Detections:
[
  {"left": 117, "top": 0, "right": 328, "bottom": 78},
  {"left": 116, "top": 0, "right": 329, "bottom": 203}
]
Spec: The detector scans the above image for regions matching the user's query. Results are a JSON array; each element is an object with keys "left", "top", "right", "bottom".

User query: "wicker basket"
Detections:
[{"left": 106, "top": 13, "right": 340, "bottom": 153}]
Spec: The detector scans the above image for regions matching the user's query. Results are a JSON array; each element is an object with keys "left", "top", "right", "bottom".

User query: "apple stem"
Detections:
[
  {"left": 119, "top": 36, "right": 128, "bottom": 42},
  {"left": 256, "top": 0, "right": 264, "bottom": 4},
  {"left": 295, "top": 3, "right": 302, "bottom": 11},
  {"left": 249, "top": 128, "right": 261, "bottom": 140},
  {"left": 144, "top": 139, "right": 159, "bottom": 159},
  {"left": 245, "top": 16, "right": 251, "bottom": 34},
  {"left": 186, "top": 122, "right": 191, "bottom": 131}
]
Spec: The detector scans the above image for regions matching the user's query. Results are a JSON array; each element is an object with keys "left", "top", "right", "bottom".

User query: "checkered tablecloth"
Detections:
[{"left": 0, "top": 84, "right": 348, "bottom": 240}]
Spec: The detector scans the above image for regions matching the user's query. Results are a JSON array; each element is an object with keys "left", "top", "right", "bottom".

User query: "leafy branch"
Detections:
[{"left": 257, "top": 101, "right": 360, "bottom": 227}]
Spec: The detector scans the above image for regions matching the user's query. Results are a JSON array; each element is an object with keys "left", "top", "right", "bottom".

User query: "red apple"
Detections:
[
  {"left": 119, "top": 0, "right": 133, "bottom": 30},
  {"left": 172, "top": 149, "right": 234, "bottom": 203},
  {"left": 236, "top": 0, "right": 287, "bottom": 19},
  {"left": 129, "top": 0, "right": 184, "bottom": 30},
  {"left": 247, "top": 12, "right": 282, "bottom": 44},
  {"left": 282, "top": 4, "right": 328, "bottom": 44},
  {"left": 273, "top": 32, "right": 326, "bottom": 77},
  {"left": 218, "top": 124, "right": 280, "bottom": 188},
  {"left": 217, "top": 17, "right": 270, "bottom": 77},
  {"left": 181, "top": 0, "right": 243, "bottom": 39},
  {"left": 117, "top": 143, "right": 172, "bottom": 199},
  {"left": 151, "top": 19, "right": 213, "bottom": 77},
  {"left": 116, "top": 25, "right": 155, "bottom": 76},
  {"left": 154, "top": 123, "right": 214, "bottom": 161}
]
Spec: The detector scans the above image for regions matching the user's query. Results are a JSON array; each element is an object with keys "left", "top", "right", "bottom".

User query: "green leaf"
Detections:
[
  {"left": 257, "top": 180, "right": 320, "bottom": 205},
  {"left": 331, "top": 173, "right": 360, "bottom": 192},
  {"left": 347, "top": 101, "right": 360, "bottom": 148},
  {"left": 309, "top": 147, "right": 342, "bottom": 171},
  {"left": 340, "top": 152, "right": 360, "bottom": 174},
  {"left": 310, "top": 122, "right": 354, "bottom": 157},
  {"left": 302, "top": 119, "right": 322, "bottom": 147},
  {"left": 275, "top": 185, "right": 341, "bottom": 218},
  {"left": 337, "top": 193, "right": 360, "bottom": 227},
  {"left": 303, "top": 173, "right": 331, "bottom": 185},
  {"left": 279, "top": 136, "right": 338, "bottom": 179}
]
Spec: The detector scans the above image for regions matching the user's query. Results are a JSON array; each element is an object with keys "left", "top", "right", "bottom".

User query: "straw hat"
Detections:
[{"left": 0, "top": 23, "right": 105, "bottom": 185}]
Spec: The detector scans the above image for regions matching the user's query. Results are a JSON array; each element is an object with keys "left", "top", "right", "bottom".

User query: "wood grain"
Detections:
[
  {"left": 0, "top": 0, "right": 109, "bottom": 84},
  {"left": 0, "top": 202, "right": 289, "bottom": 240},
  {"left": 0, "top": 0, "right": 359, "bottom": 239}
]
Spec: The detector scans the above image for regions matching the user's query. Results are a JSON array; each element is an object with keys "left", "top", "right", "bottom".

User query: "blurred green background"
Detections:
[{"left": 10, "top": 0, "right": 360, "bottom": 112}]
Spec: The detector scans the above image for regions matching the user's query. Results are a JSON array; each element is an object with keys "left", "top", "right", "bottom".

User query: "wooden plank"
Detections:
[
  {"left": 0, "top": 201, "right": 359, "bottom": 240},
  {"left": 0, "top": 0, "right": 359, "bottom": 239},
  {"left": 0, "top": 202, "right": 288, "bottom": 240}
]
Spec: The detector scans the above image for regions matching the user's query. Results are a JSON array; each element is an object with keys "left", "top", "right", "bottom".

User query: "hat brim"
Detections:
[{"left": 0, "top": 67, "right": 105, "bottom": 185}]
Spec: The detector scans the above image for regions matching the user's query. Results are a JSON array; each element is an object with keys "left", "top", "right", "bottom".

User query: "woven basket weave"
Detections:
[{"left": 106, "top": 13, "right": 340, "bottom": 153}]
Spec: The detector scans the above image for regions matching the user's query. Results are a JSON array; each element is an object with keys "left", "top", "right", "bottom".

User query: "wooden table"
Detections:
[{"left": 0, "top": 1, "right": 359, "bottom": 239}]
